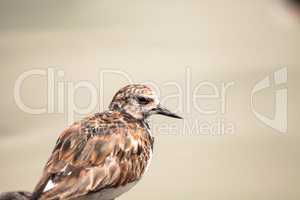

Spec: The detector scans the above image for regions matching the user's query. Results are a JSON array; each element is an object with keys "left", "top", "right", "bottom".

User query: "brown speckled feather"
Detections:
[{"left": 32, "top": 111, "right": 153, "bottom": 200}]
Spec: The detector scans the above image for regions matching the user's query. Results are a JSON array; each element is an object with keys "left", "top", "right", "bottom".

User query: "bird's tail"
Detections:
[{"left": 0, "top": 191, "right": 31, "bottom": 200}]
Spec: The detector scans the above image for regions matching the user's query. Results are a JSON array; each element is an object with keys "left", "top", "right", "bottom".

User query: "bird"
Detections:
[{"left": 31, "top": 84, "right": 182, "bottom": 200}]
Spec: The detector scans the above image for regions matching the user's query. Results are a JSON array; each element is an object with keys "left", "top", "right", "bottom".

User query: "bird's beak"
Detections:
[{"left": 155, "top": 105, "right": 183, "bottom": 119}]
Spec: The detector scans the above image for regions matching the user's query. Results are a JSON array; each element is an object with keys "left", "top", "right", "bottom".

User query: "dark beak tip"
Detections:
[
  {"left": 168, "top": 113, "right": 183, "bottom": 119},
  {"left": 156, "top": 105, "right": 183, "bottom": 119},
  {"left": 171, "top": 114, "right": 183, "bottom": 119}
]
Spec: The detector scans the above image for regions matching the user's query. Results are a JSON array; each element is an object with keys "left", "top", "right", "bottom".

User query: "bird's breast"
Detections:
[{"left": 75, "top": 181, "right": 138, "bottom": 200}]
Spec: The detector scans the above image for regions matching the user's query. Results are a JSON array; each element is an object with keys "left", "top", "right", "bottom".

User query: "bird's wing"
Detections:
[{"left": 32, "top": 112, "right": 151, "bottom": 200}]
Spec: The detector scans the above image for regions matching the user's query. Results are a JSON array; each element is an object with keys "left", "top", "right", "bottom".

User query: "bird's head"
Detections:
[{"left": 109, "top": 84, "right": 182, "bottom": 120}]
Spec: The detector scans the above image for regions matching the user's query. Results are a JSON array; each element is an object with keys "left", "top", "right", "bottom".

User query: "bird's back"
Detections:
[{"left": 32, "top": 111, "right": 154, "bottom": 200}]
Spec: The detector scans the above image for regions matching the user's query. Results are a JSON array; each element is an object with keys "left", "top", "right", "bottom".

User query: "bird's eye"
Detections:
[{"left": 137, "top": 96, "right": 150, "bottom": 105}]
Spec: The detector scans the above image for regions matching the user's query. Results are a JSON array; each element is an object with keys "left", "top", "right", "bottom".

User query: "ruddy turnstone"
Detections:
[{"left": 31, "top": 84, "right": 182, "bottom": 200}]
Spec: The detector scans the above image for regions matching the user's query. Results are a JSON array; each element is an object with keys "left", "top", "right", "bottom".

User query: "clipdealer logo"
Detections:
[
  {"left": 251, "top": 67, "right": 288, "bottom": 133},
  {"left": 13, "top": 67, "right": 288, "bottom": 135}
]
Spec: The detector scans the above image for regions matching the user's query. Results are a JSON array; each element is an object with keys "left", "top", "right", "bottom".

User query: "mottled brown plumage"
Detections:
[{"left": 32, "top": 84, "right": 181, "bottom": 200}]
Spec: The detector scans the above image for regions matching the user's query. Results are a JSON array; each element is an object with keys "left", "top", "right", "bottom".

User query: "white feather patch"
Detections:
[
  {"left": 144, "top": 150, "right": 153, "bottom": 174},
  {"left": 43, "top": 179, "right": 55, "bottom": 192}
]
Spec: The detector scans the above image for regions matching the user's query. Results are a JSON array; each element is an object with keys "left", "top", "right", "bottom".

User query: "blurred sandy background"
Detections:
[{"left": 0, "top": 0, "right": 299, "bottom": 199}]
